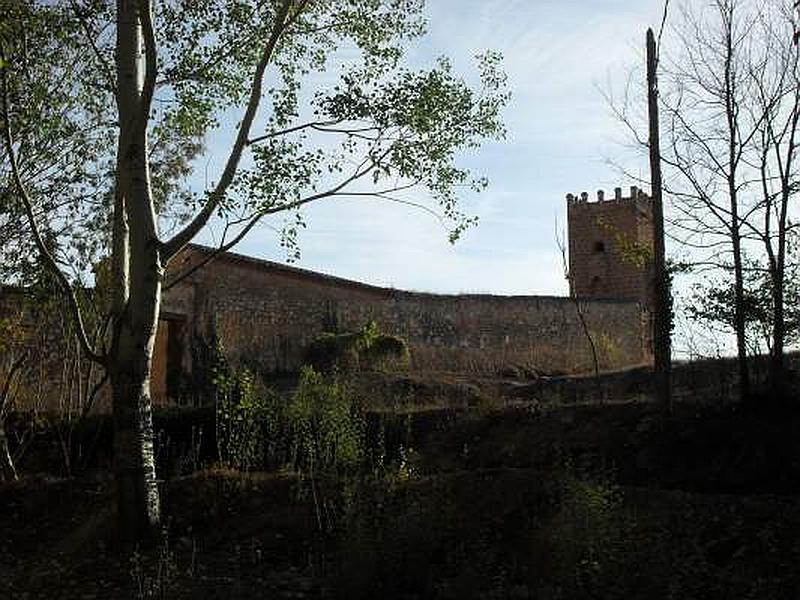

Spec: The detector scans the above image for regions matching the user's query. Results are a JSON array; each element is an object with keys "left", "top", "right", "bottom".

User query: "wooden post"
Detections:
[{"left": 647, "top": 28, "right": 672, "bottom": 409}]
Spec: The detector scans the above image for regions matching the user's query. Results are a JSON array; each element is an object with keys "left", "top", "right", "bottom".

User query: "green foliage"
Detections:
[
  {"left": 0, "top": 1, "right": 120, "bottom": 279},
  {"left": 281, "top": 366, "right": 366, "bottom": 476},
  {"left": 305, "top": 320, "right": 409, "bottom": 373},
  {"left": 687, "top": 257, "right": 800, "bottom": 354},
  {"left": 214, "top": 366, "right": 274, "bottom": 472},
  {"left": 589, "top": 331, "right": 621, "bottom": 370},
  {"left": 212, "top": 333, "right": 271, "bottom": 471},
  {"left": 367, "top": 331, "right": 409, "bottom": 366},
  {"left": 505, "top": 465, "right": 631, "bottom": 600},
  {"left": 213, "top": 348, "right": 368, "bottom": 476},
  {"left": 2, "top": 1, "right": 508, "bottom": 278},
  {"left": 550, "top": 472, "right": 624, "bottom": 592},
  {"left": 664, "top": 258, "right": 691, "bottom": 337}
]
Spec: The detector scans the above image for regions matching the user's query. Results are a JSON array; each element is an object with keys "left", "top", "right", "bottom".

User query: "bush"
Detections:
[
  {"left": 280, "top": 366, "right": 366, "bottom": 476},
  {"left": 213, "top": 360, "right": 369, "bottom": 478},
  {"left": 528, "top": 468, "right": 631, "bottom": 599},
  {"left": 214, "top": 367, "right": 276, "bottom": 471},
  {"left": 304, "top": 321, "right": 409, "bottom": 373}
]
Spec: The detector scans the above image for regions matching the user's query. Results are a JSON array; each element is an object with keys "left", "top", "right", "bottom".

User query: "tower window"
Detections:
[
  {"left": 590, "top": 275, "right": 602, "bottom": 294},
  {"left": 593, "top": 241, "right": 606, "bottom": 253}
]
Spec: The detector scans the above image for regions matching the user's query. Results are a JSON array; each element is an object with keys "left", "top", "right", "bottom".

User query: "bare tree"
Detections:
[
  {"left": 556, "top": 224, "right": 600, "bottom": 381},
  {"left": 745, "top": 2, "right": 800, "bottom": 394},
  {"left": 659, "top": 0, "right": 762, "bottom": 399},
  {"left": 608, "top": 0, "right": 800, "bottom": 400},
  {"left": 662, "top": 0, "right": 800, "bottom": 396}
]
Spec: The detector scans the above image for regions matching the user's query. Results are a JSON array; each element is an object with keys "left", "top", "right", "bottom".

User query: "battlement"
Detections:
[{"left": 566, "top": 185, "right": 649, "bottom": 205}]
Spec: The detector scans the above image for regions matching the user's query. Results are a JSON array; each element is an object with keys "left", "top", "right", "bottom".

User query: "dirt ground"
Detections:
[{"left": 3, "top": 400, "right": 800, "bottom": 599}]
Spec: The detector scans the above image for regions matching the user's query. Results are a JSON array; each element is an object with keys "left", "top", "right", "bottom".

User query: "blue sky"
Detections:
[{"left": 197, "top": 0, "right": 668, "bottom": 296}]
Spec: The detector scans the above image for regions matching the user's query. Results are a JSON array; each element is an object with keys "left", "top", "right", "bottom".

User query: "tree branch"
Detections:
[
  {"left": 247, "top": 119, "right": 385, "bottom": 146},
  {"left": 138, "top": 0, "right": 157, "bottom": 121},
  {"left": 164, "top": 144, "right": 395, "bottom": 288},
  {"left": 162, "top": 0, "right": 295, "bottom": 261},
  {"left": 68, "top": 0, "right": 116, "bottom": 94},
  {"left": 0, "top": 43, "right": 105, "bottom": 366}
]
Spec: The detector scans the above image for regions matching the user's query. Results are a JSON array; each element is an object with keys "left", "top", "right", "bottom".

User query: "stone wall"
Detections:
[
  {"left": 1, "top": 245, "right": 653, "bottom": 408},
  {"left": 162, "top": 246, "right": 650, "bottom": 388}
]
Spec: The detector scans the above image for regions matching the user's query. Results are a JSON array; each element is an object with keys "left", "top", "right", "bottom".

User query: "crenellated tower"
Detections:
[{"left": 566, "top": 186, "right": 654, "bottom": 307}]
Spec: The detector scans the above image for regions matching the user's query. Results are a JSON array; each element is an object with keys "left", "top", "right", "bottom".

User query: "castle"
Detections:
[
  {"left": 150, "top": 185, "right": 655, "bottom": 403},
  {"left": 0, "top": 185, "right": 656, "bottom": 408}
]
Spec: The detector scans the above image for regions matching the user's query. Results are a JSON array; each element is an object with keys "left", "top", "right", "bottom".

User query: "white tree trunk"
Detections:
[{"left": 111, "top": 0, "right": 162, "bottom": 543}]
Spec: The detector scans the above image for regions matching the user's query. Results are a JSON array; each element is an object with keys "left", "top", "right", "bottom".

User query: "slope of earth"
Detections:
[{"left": 2, "top": 399, "right": 800, "bottom": 599}]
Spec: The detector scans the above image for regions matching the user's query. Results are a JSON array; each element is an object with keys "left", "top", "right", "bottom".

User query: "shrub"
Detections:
[
  {"left": 333, "top": 479, "right": 458, "bottom": 598},
  {"left": 213, "top": 356, "right": 369, "bottom": 478},
  {"left": 529, "top": 468, "right": 628, "bottom": 599},
  {"left": 282, "top": 366, "right": 366, "bottom": 476},
  {"left": 214, "top": 367, "right": 276, "bottom": 471},
  {"left": 304, "top": 321, "right": 409, "bottom": 373}
]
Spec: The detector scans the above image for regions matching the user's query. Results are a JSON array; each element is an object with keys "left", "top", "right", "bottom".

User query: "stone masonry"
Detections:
[
  {"left": 567, "top": 186, "right": 653, "bottom": 305},
  {"left": 153, "top": 233, "right": 652, "bottom": 403}
]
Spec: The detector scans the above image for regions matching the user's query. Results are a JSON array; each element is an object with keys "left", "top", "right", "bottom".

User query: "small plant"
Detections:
[
  {"left": 542, "top": 468, "right": 626, "bottom": 596},
  {"left": 129, "top": 529, "right": 179, "bottom": 600},
  {"left": 214, "top": 357, "right": 276, "bottom": 471},
  {"left": 284, "top": 366, "right": 366, "bottom": 476},
  {"left": 592, "top": 331, "right": 622, "bottom": 371}
]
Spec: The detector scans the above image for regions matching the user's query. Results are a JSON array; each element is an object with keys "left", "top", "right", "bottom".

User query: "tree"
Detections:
[
  {"left": 746, "top": 2, "right": 800, "bottom": 393},
  {"left": 659, "top": 0, "right": 800, "bottom": 395},
  {"left": 687, "top": 256, "right": 799, "bottom": 355},
  {"left": 609, "top": 0, "right": 799, "bottom": 400},
  {"left": 0, "top": 0, "right": 508, "bottom": 543},
  {"left": 660, "top": 0, "right": 758, "bottom": 399}
]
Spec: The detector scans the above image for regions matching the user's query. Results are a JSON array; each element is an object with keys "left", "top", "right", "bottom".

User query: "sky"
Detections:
[{"left": 196, "top": 0, "right": 669, "bottom": 296}]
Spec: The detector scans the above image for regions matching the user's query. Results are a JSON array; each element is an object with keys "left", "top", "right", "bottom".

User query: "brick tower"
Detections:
[{"left": 567, "top": 186, "right": 653, "bottom": 306}]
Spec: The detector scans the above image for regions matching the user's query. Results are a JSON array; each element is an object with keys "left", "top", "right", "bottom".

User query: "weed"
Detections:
[
  {"left": 129, "top": 529, "right": 179, "bottom": 600},
  {"left": 214, "top": 368, "right": 275, "bottom": 471}
]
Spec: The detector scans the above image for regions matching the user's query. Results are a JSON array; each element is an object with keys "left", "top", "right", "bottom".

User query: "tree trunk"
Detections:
[
  {"left": 770, "top": 248, "right": 786, "bottom": 398},
  {"left": 112, "top": 0, "right": 162, "bottom": 544},
  {"left": 110, "top": 368, "right": 159, "bottom": 543},
  {"left": 731, "top": 233, "right": 750, "bottom": 400},
  {"left": 110, "top": 247, "right": 162, "bottom": 544},
  {"left": 723, "top": 2, "right": 750, "bottom": 401},
  {"left": 769, "top": 151, "right": 793, "bottom": 397}
]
